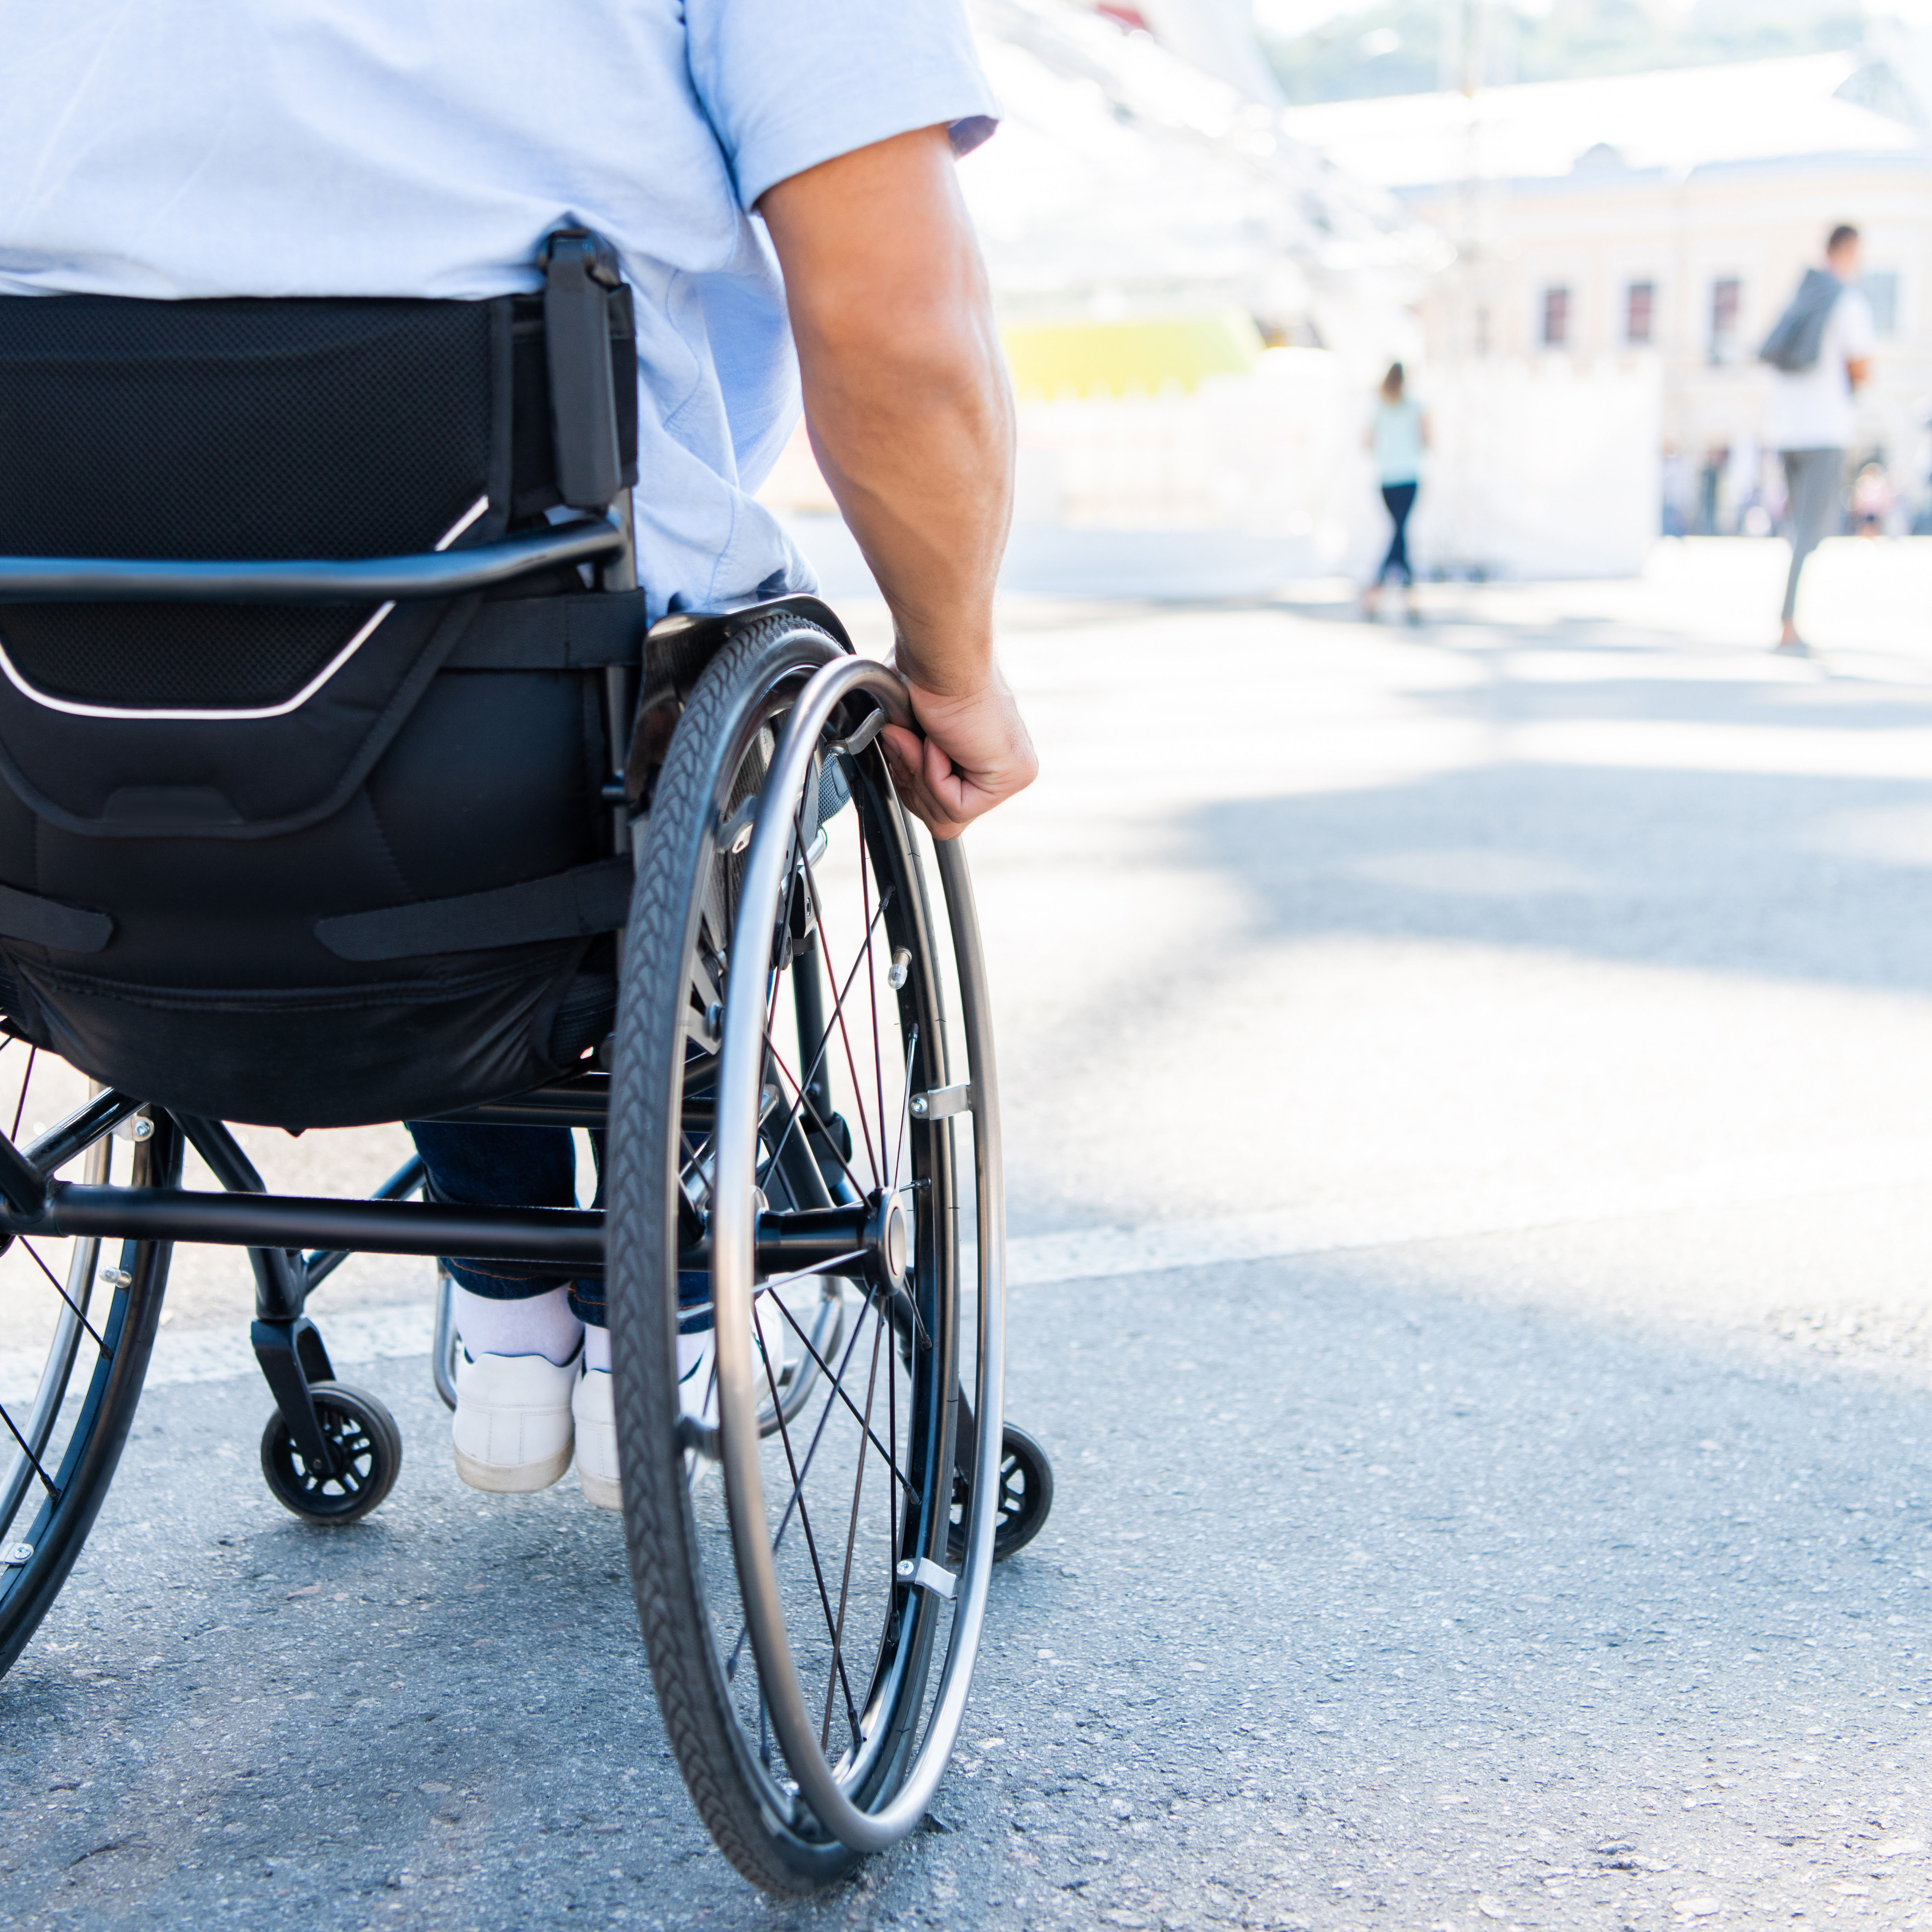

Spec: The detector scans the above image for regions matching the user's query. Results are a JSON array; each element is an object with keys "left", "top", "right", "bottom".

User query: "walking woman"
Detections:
[{"left": 1363, "top": 361, "right": 1429, "bottom": 621}]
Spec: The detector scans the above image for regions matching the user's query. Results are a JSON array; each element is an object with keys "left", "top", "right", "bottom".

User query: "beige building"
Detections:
[{"left": 1289, "top": 50, "right": 1932, "bottom": 533}]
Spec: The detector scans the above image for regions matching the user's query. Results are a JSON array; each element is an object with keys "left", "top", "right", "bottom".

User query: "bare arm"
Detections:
[
  {"left": 760, "top": 126, "right": 1035, "bottom": 838},
  {"left": 1847, "top": 356, "right": 1872, "bottom": 391}
]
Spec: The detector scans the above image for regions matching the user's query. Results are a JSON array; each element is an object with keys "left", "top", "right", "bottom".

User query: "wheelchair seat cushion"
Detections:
[{"left": 0, "top": 291, "right": 642, "bottom": 1127}]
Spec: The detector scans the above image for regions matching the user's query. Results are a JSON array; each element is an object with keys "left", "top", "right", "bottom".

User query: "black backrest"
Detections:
[{"left": 0, "top": 290, "right": 636, "bottom": 712}]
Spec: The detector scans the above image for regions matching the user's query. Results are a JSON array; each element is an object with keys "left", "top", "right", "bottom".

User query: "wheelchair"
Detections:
[{"left": 0, "top": 232, "right": 1051, "bottom": 1894}]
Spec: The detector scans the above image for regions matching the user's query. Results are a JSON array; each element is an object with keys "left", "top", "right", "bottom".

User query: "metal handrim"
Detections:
[{"left": 712, "top": 654, "right": 1007, "bottom": 1853}]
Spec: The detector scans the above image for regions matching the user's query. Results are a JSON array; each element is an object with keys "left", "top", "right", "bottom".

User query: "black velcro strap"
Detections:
[
  {"left": 315, "top": 857, "right": 632, "bottom": 962},
  {"left": 442, "top": 592, "right": 647, "bottom": 671},
  {"left": 0, "top": 882, "right": 112, "bottom": 953}
]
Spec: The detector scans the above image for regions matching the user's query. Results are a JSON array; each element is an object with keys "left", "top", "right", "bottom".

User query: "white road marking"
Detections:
[
  {"left": 1006, "top": 1135, "right": 1932, "bottom": 1287},
  {"left": 6, "top": 1132, "right": 1929, "bottom": 1400}
]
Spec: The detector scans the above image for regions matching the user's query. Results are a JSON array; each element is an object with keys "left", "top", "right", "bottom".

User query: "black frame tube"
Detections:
[
  {"left": 0, "top": 1089, "right": 871, "bottom": 1277},
  {"left": 0, "top": 517, "right": 623, "bottom": 605},
  {"left": 302, "top": 1154, "right": 426, "bottom": 1292},
  {"left": 430, "top": 1072, "right": 612, "bottom": 1126},
  {"left": 0, "top": 1182, "right": 873, "bottom": 1278},
  {"left": 24, "top": 1091, "right": 147, "bottom": 1184},
  {"left": 176, "top": 1116, "right": 308, "bottom": 1322},
  {"left": 0, "top": 1130, "right": 47, "bottom": 1215},
  {"left": 6, "top": 1185, "right": 606, "bottom": 1266},
  {"left": 0, "top": 1088, "right": 149, "bottom": 1215}
]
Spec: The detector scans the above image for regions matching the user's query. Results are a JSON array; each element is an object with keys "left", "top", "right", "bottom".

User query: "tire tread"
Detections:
[{"left": 609, "top": 618, "right": 853, "bottom": 1894}]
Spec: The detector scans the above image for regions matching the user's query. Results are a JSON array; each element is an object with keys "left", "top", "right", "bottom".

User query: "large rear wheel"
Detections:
[
  {"left": 608, "top": 618, "right": 1008, "bottom": 1891},
  {"left": 0, "top": 1064, "right": 179, "bottom": 1674}
]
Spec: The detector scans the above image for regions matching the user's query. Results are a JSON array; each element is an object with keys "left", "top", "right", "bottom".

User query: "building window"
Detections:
[
  {"left": 1709, "top": 277, "right": 1741, "bottom": 363},
  {"left": 1624, "top": 280, "right": 1655, "bottom": 345},
  {"left": 1541, "top": 285, "right": 1571, "bottom": 349},
  {"left": 1866, "top": 269, "right": 1899, "bottom": 336}
]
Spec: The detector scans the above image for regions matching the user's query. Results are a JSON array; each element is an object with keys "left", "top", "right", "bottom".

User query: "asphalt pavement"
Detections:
[{"left": 8, "top": 538, "right": 1932, "bottom": 1932}]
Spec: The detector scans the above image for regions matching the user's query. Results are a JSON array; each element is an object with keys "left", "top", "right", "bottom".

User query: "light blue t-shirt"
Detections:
[
  {"left": 1371, "top": 397, "right": 1425, "bottom": 487},
  {"left": 0, "top": 2, "right": 999, "bottom": 620}
]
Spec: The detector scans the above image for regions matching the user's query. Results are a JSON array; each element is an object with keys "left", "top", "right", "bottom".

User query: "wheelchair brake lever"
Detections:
[{"left": 832, "top": 671, "right": 916, "bottom": 758}]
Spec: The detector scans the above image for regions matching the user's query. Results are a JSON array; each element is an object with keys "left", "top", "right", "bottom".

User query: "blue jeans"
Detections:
[
  {"left": 406, "top": 1123, "right": 605, "bottom": 1326},
  {"left": 1376, "top": 481, "right": 1418, "bottom": 586}
]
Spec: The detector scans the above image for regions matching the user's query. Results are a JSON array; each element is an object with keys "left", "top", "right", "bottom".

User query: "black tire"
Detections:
[
  {"left": 0, "top": 1107, "right": 181, "bottom": 1675},
  {"left": 609, "top": 616, "right": 967, "bottom": 1893},
  {"left": 949, "top": 1424, "right": 1054, "bottom": 1564},
  {"left": 259, "top": 1381, "right": 402, "bottom": 1525}
]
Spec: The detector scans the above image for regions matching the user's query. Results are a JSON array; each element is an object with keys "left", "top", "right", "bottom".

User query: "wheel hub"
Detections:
[{"left": 863, "top": 1187, "right": 911, "bottom": 1290}]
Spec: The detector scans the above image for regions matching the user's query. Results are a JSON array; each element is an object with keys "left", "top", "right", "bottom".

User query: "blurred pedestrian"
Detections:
[
  {"left": 1760, "top": 223, "right": 1875, "bottom": 654},
  {"left": 1362, "top": 361, "right": 1429, "bottom": 623},
  {"left": 1660, "top": 443, "right": 1692, "bottom": 539},
  {"left": 1851, "top": 460, "right": 1891, "bottom": 537}
]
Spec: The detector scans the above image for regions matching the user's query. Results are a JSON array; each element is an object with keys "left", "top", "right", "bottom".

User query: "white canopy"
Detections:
[
  {"left": 962, "top": 0, "right": 1446, "bottom": 320},
  {"left": 1283, "top": 51, "right": 1928, "bottom": 192}
]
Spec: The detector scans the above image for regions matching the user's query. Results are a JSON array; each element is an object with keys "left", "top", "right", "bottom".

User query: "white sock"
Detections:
[
  {"left": 452, "top": 1283, "right": 583, "bottom": 1367},
  {"left": 583, "top": 1323, "right": 611, "bottom": 1373}
]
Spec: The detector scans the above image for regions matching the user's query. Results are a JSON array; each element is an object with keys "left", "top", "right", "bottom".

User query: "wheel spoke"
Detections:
[
  {"left": 678, "top": 1130, "right": 713, "bottom": 1186},
  {"left": 9, "top": 1046, "right": 35, "bottom": 1140},
  {"left": 18, "top": 1241, "right": 109, "bottom": 1359},
  {"left": 821, "top": 1309, "right": 886, "bottom": 1749},
  {"left": 689, "top": 1248, "right": 868, "bottom": 1442},
  {"left": 887, "top": 1274, "right": 900, "bottom": 1602},
  {"left": 758, "top": 1328, "right": 863, "bottom": 1747},
  {"left": 761, "top": 1286, "right": 916, "bottom": 1499},
  {"left": 677, "top": 1250, "right": 869, "bottom": 1328},
  {"left": 758, "top": 881, "right": 894, "bottom": 1198},
  {"left": 724, "top": 1290, "right": 883, "bottom": 1684},
  {"left": 857, "top": 820, "right": 890, "bottom": 1193},
  {"left": 0, "top": 1396, "right": 58, "bottom": 1499},
  {"left": 795, "top": 834, "right": 882, "bottom": 1188},
  {"left": 761, "top": 1289, "right": 878, "bottom": 1554},
  {"left": 819, "top": 956, "right": 882, "bottom": 1188},
  {"left": 759, "top": 1046, "right": 868, "bottom": 1202},
  {"left": 888, "top": 1024, "right": 918, "bottom": 1198}
]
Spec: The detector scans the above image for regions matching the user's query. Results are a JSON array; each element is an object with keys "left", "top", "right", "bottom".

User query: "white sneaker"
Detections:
[
  {"left": 451, "top": 1349, "right": 577, "bottom": 1493},
  {"left": 677, "top": 1292, "right": 789, "bottom": 1429},
  {"left": 573, "top": 1366, "right": 621, "bottom": 1511}
]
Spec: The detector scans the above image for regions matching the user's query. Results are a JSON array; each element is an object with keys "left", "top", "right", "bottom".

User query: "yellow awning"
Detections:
[{"left": 1001, "top": 312, "right": 1264, "bottom": 399}]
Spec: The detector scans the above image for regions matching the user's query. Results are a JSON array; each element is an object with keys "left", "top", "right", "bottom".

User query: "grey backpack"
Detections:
[{"left": 1760, "top": 268, "right": 1841, "bottom": 373}]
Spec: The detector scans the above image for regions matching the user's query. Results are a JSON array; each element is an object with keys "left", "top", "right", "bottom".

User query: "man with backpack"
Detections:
[{"left": 1760, "top": 224, "right": 1877, "bottom": 655}]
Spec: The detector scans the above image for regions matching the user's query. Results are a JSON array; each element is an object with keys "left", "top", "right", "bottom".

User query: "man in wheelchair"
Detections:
[{"left": 0, "top": 0, "right": 1034, "bottom": 1517}]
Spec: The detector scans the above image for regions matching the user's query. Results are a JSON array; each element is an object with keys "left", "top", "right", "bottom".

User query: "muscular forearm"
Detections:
[
  {"left": 762, "top": 127, "right": 1012, "bottom": 689},
  {"left": 761, "top": 126, "right": 1034, "bottom": 835}
]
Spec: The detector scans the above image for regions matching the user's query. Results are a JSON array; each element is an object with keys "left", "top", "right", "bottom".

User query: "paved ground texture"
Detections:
[{"left": 9, "top": 537, "right": 1932, "bottom": 1931}]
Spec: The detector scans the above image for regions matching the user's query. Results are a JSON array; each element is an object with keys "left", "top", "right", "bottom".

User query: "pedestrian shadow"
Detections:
[
  {"left": 1412, "top": 620, "right": 1932, "bottom": 732},
  {"left": 1185, "top": 755, "right": 1932, "bottom": 997}
]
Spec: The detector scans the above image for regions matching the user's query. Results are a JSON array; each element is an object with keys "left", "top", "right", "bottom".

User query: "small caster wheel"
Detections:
[
  {"left": 260, "top": 1381, "right": 403, "bottom": 1525},
  {"left": 949, "top": 1423, "right": 1053, "bottom": 1564}
]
